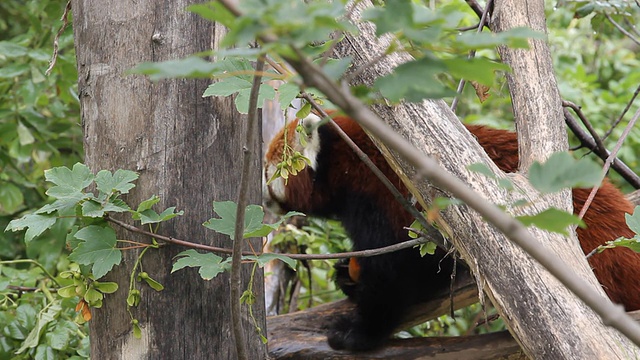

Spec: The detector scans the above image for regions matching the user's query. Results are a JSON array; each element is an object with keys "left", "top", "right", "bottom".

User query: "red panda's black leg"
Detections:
[{"left": 326, "top": 193, "right": 455, "bottom": 351}]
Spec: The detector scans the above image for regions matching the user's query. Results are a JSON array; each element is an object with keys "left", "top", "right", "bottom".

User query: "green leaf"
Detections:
[
  {"left": 467, "top": 162, "right": 497, "bottom": 179},
  {"left": 46, "top": 320, "right": 75, "bottom": 351},
  {"left": 456, "top": 27, "right": 544, "bottom": 50},
  {"left": 204, "top": 201, "right": 282, "bottom": 239},
  {"left": 137, "top": 207, "right": 184, "bottom": 225},
  {"left": 363, "top": 0, "right": 414, "bottom": 36},
  {"left": 34, "top": 344, "right": 55, "bottom": 360},
  {"left": 187, "top": 2, "right": 236, "bottom": 27},
  {"left": 0, "top": 64, "right": 28, "bottom": 78},
  {"left": 16, "top": 302, "right": 61, "bottom": 354},
  {"left": 140, "top": 275, "right": 164, "bottom": 291},
  {"left": 17, "top": 121, "right": 35, "bottom": 145},
  {"left": 0, "top": 41, "right": 28, "bottom": 57},
  {"left": 243, "top": 253, "right": 296, "bottom": 269},
  {"left": 316, "top": 57, "right": 352, "bottom": 81},
  {"left": 625, "top": 206, "right": 640, "bottom": 234},
  {"left": 444, "top": 57, "right": 510, "bottom": 86},
  {"left": 204, "top": 201, "right": 240, "bottom": 237},
  {"left": 0, "top": 182, "right": 24, "bottom": 213},
  {"left": 44, "top": 163, "right": 94, "bottom": 202},
  {"left": 419, "top": 241, "right": 437, "bottom": 256},
  {"left": 6, "top": 214, "right": 57, "bottom": 243},
  {"left": 95, "top": 169, "right": 139, "bottom": 195},
  {"left": 129, "top": 57, "right": 221, "bottom": 81},
  {"left": 36, "top": 198, "right": 83, "bottom": 215},
  {"left": 136, "top": 195, "right": 161, "bottom": 213},
  {"left": 203, "top": 78, "right": 276, "bottom": 114},
  {"left": 528, "top": 152, "right": 602, "bottom": 193},
  {"left": 172, "top": 249, "right": 229, "bottom": 280},
  {"left": 606, "top": 237, "right": 640, "bottom": 253},
  {"left": 374, "top": 57, "right": 455, "bottom": 102},
  {"left": 276, "top": 82, "right": 301, "bottom": 110},
  {"left": 132, "top": 322, "right": 142, "bottom": 339},
  {"left": 69, "top": 225, "right": 122, "bottom": 279},
  {"left": 93, "top": 281, "right": 119, "bottom": 294},
  {"left": 516, "top": 208, "right": 584, "bottom": 236},
  {"left": 57, "top": 285, "right": 77, "bottom": 298}
]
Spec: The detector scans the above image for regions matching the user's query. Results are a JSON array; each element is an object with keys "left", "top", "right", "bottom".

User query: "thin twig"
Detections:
[
  {"left": 603, "top": 83, "right": 640, "bottom": 140},
  {"left": 7, "top": 285, "right": 58, "bottom": 293},
  {"left": 604, "top": 12, "right": 640, "bottom": 47},
  {"left": 0, "top": 259, "right": 61, "bottom": 287},
  {"left": 563, "top": 108, "right": 640, "bottom": 188},
  {"left": 622, "top": 17, "right": 640, "bottom": 37},
  {"left": 451, "top": 0, "right": 493, "bottom": 112},
  {"left": 229, "top": 55, "right": 265, "bottom": 360},
  {"left": 105, "top": 214, "right": 432, "bottom": 260},
  {"left": 464, "top": 0, "right": 485, "bottom": 20},
  {"left": 562, "top": 101, "right": 608, "bottom": 156},
  {"left": 578, "top": 107, "right": 640, "bottom": 219},
  {"left": 45, "top": 0, "right": 71, "bottom": 76}
]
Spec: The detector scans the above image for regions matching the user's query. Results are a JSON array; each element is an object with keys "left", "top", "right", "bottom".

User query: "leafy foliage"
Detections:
[
  {"left": 4, "top": 0, "right": 640, "bottom": 355},
  {"left": 268, "top": 218, "right": 353, "bottom": 311}
]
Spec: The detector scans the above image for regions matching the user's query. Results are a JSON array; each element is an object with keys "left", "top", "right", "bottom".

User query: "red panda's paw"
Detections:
[{"left": 327, "top": 315, "right": 388, "bottom": 351}]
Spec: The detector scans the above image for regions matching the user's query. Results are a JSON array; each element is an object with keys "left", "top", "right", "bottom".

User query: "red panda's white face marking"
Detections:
[
  {"left": 263, "top": 114, "right": 322, "bottom": 214},
  {"left": 299, "top": 113, "right": 322, "bottom": 170}
]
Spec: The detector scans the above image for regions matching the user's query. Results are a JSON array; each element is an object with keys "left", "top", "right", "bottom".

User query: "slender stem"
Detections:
[
  {"left": 106, "top": 214, "right": 431, "bottom": 260},
  {"left": 1, "top": 259, "right": 61, "bottom": 287},
  {"left": 230, "top": 55, "right": 265, "bottom": 360},
  {"left": 604, "top": 12, "right": 640, "bottom": 47}
]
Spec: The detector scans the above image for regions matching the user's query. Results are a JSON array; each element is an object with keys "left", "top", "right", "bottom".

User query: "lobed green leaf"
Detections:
[
  {"left": 516, "top": 208, "right": 584, "bottom": 236},
  {"left": 69, "top": 225, "right": 122, "bottom": 279},
  {"left": 528, "top": 152, "right": 602, "bottom": 193}
]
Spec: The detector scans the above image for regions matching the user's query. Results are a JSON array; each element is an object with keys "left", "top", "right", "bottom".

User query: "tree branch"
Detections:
[
  {"left": 563, "top": 108, "right": 640, "bottom": 188},
  {"left": 604, "top": 12, "right": 640, "bottom": 47},
  {"left": 578, "top": 106, "right": 640, "bottom": 218},
  {"left": 105, "top": 214, "right": 436, "bottom": 261}
]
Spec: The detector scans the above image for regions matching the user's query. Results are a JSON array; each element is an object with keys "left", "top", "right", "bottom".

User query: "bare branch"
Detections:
[
  {"left": 105, "top": 214, "right": 436, "bottom": 260},
  {"left": 604, "top": 12, "right": 640, "bottom": 47},
  {"left": 45, "top": 0, "right": 72, "bottom": 76},
  {"left": 604, "top": 83, "right": 640, "bottom": 141},
  {"left": 563, "top": 108, "right": 640, "bottom": 188},
  {"left": 562, "top": 101, "right": 608, "bottom": 157},
  {"left": 578, "top": 107, "right": 640, "bottom": 218}
]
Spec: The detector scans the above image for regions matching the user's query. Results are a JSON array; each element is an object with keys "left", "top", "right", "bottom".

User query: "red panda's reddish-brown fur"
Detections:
[
  {"left": 264, "top": 115, "right": 640, "bottom": 350},
  {"left": 469, "top": 124, "right": 640, "bottom": 310}
]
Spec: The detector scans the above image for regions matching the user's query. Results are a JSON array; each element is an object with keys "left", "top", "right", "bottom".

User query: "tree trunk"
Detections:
[
  {"left": 328, "top": 1, "right": 636, "bottom": 358},
  {"left": 72, "top": 1, "right": 267, "bottom": 359}
]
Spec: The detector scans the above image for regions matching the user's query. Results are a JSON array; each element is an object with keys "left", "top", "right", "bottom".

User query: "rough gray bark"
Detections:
[
  {"left": 493, "top": 0, "right": 568, "bottom": 172},
  {"left": 72, "top": 1, "right": 267, "bottom": 359},
  {"left": 326, "top": 1, "right": 637, "bottom": 358}
]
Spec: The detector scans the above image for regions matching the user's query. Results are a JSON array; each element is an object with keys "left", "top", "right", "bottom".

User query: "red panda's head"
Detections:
[{"left": 263, "top": 114, "right": 323, "bottom": 214}]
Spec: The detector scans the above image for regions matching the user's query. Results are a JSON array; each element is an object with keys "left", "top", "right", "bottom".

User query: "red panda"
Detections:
[{"left": 264, "top": 113, "right": 640, "bottom": 351}]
